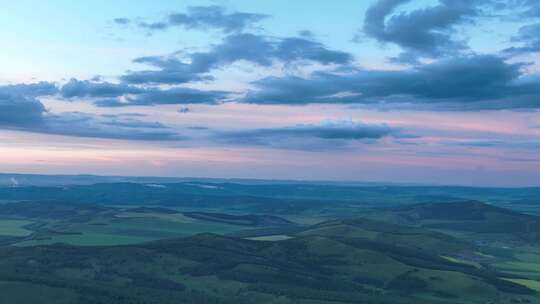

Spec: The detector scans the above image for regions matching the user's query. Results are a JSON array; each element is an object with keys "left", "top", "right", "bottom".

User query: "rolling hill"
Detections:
[
  {"left": 0, "top": 216, "right": 535, "bottom": 303},
  {"left": 364, "top": 201, "right": 540, "bottom": 242}
]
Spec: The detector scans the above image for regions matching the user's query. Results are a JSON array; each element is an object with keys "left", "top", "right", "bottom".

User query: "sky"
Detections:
[{"left": 2, "top": 0, "right": 540, "bottom": 186}]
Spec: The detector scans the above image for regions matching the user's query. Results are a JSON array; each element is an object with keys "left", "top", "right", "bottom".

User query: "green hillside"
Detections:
[
  {"left": 0, "top": 217, "right": 535, "bottom": 304},
  {"left": 363, "top": 201, "right": 540, "bottom": 243}
]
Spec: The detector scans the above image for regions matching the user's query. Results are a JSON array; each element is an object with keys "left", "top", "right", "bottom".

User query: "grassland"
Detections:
[
  {"left": 245, "top": 234, "right": 293, "bottom": 241},
  {"left": 15, "top": 216, "right": 247, "bottom": 246},
  {"left": 492, "top": 250, "right": 540, "bottom": 280},
  {"left": 0, "top": 219, "right": 33, "bottom": 236},
  {"left": 441, "top": 255, "right": 481, "bottom": 269},
  {"left": 0, "top": 201, "right": 302, "bottom": 246}
]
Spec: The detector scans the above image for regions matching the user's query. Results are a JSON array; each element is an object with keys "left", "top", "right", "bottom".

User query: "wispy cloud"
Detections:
[{"left": 214, "top": 120, "right": 405, "bottom": 151}]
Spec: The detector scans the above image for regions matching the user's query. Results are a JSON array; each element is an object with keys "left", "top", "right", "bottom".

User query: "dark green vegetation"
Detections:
[
  {"left": 0, "top": 201, "right": 295, "bottom": 246},
  {"left": 362, "top": 201, "right": 540, "bottom": 244},
  {"left": 0, "top": 219, "right": 536, "bottom": 304},
  {"left": 1, "top": 177, "right": 540, "bottom": 302}
]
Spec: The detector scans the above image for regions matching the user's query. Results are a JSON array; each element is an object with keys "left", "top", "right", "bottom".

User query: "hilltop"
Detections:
[{"left": 364, "top": 201, "right": 540, "bottom": 243}]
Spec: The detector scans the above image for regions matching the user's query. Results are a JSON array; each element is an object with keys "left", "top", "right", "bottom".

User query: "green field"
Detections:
[
  {"left": 245, "top": 234, "right": 293, "bottom": 241},
  {"left": 15, "top": 216, "right": 246, "bottom": 246},
  {"left": 441, "top": 255, "right": 481, "bottom": 269},
  {"left": 0, "top": 219, "right": 33, "bottom": 236},
  {"left": 491, "top": 250, "right": 540, "bottom": 280}
]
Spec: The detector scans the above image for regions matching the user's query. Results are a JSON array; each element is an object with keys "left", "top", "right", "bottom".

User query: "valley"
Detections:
[{"left": 0, "top": 179, "right": 539, "bottom": 303}]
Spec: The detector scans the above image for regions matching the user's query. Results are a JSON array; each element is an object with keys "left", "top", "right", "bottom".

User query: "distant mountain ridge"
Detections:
[
  {"left": 0, "top": 173, "right": 411, "bottom": 187},
  {"left": 393, "top": 200, "right": 532, "bottom": 221}
]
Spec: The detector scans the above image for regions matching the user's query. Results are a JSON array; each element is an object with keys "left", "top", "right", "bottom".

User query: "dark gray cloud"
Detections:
[
  {"left": 0, "top": 82, "right": 58, "bottom": 97},
  {"left": 122, "top": 33, "right": 353, "bottom": 85},
  {"left": 60, "top": 79, "right": 143, "bottom": 98},
  {"left": 215, "top": 121, "right": 402, "bottom": 151},
  {"left": 0, "top": 85, "right": 184, "bottom": 141},
  {"left": 124, "top": 87, "right": 228, "bottom": 106},
  {"left": 244, "top": 54, "right": 540, "bottom": 110},
  {"left": 121, "top": 55, "right": 211, "bottom": 85},
  {"left": 363, "top": 0, "right": 482, "bottom": 63},
  {"left": 0, "top": 94, "right": 46, "bottom": 127},
  {"left": 0, "top": 82, "right": 58, "bottom": 127},
  {"left": 59, "top": 79, "right": 228, "bottom": 106},
  {"left": 39, "top": 112, "right": 185, "bottom": 141},
  {"left": 94, "top": 87, "right": 228, "bottom": 107},
  {"left": 117, "top": 5, "right": 269, "bottom": 33}
]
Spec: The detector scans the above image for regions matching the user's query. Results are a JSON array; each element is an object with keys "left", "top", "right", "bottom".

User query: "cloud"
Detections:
[
  {"left": 244, "top": 54, "right": 540, "bottom": 110},
  {"left": 503, "top": 23, "right": 540, "bottom": 55},
  {"left": 121, "top": 33, "right": 353, "bottom": 85},
  {"left": 60, "top": 78, "right": 143, "bottom": 98},
  {"left": 0, "top": 94, "right": 46, "bottom": 127},
  {"left": 0, "top": 82, "right": 58, "bottom": 97},
  {"left": 451, "top": 138, "right": 540, "bottom": 149},
  {"left": 97, "top": 115, "right": 168, "bottom": 129},
  {"left": 59, "top": 79, "right": 229, "bottom": 106},
  {"left": 113, "top": 17, "right": 131, "bottom": 25},
  {"left": 0, "top": 85, "right": 185, "bottom": 140},
  {"left": 0, "top": 82, "right": 58, "bottom": 127},
  {"left": 483, "top": 1, "right": 540, "bottom": 19},
  {"left": 96, "top": 87, "right": 229, "bottom": 107},
  {"left": 118, "top": 5, "right": 269, "bottom": 33},
  {"left": 362, "top": 0, "right": 482, "bottom": 62},
  {"left": 124, "top": 87, "right": 228, "bottom": 106},
  {"left": 511, "top": 0, "right": 540, "bottom": 17},
  {"left": 121, "top": 55, "right": 212, "bottom": 85},
  {"left": 215, "top": 120, "right": 402, "bottom": 151},
  {"left": 39, "top": 112, "right": 186, "bottom": 141}
]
